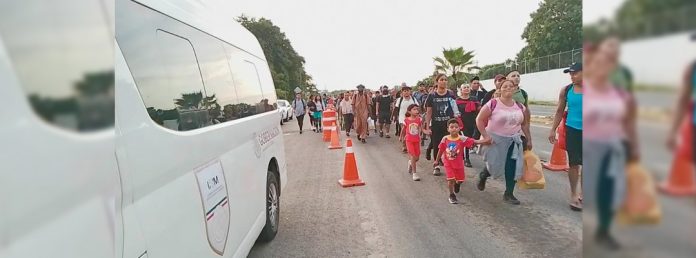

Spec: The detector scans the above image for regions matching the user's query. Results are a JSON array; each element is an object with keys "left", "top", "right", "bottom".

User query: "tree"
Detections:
[
  {"left": 614, "top": 0, "right": 693, "bottom": 39},
  {"left": 174, "top": 92, "right": 204, "bottom": 110},
  {"left": 433, "top": 47, "right": 477, "bottom": 89},
  {"left": 237, "top": 16, "right": 314, "bottom": 100},
  {"left": 516, "top": 0, "right": 581, "bottom": 61}
]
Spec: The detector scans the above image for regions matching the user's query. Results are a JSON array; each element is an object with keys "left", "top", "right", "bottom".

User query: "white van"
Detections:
[
  {"left": 0, "top": 1, "right": 119, "bottom": 258},
  {"left": 1, "top": 0, "right": 286, "bottom": 257},
  {"left": 115, "top": 0, "right": 286, "bottom": 257}
]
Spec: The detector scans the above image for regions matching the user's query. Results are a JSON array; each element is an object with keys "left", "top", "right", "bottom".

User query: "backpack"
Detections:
[
  {"left": 393, "top": 96, "right": 420, "bottom": 119},
  {"left": 490, "top": 98, "right": 524, "bottom": 112},
  {"left": 293, "top": 99, "right": 306, "bottom": 110}
]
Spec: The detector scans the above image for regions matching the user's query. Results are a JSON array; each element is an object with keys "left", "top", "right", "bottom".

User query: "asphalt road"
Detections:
[
  {"left": 530, "top": 96, "right": 696, "bottom": 258},
  {"left": 249, "top": 116, "right": 582, "bottom": 258}
]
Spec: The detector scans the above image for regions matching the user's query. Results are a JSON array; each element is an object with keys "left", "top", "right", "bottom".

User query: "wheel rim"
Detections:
[{"left": 268, "top": 182, "right": 279, "bottom": 229}]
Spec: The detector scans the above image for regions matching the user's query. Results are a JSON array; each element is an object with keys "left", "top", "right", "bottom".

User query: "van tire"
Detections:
[{"left": 258, "top": 171, "right": 280, "bottom": 242}]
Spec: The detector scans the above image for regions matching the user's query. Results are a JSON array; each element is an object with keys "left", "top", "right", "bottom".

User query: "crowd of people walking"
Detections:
[{"left": 289, "top": 37, "right": 652, "bottom": 249}]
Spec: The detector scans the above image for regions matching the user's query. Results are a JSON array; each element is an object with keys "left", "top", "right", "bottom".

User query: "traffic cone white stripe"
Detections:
[{"left": 346, "top": 146, "right": 353, "bottom": 153}]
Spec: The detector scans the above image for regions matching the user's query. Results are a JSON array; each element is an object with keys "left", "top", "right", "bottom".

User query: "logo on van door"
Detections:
[
  {"left": 253, "top": 126, "right": 281, "bottom": 157},
  {"left": 195, "top": 161, "right": 230, "bottom": 255}
]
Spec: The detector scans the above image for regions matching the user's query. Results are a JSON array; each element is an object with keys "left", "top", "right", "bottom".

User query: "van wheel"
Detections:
[{"left": 258, "top": 171, "right": 279, "bottom": 242}]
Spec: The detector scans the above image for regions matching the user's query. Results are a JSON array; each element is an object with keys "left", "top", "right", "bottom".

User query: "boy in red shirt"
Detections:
[{"left": 436, "top": 118, "right": 488, "bottom": 204}]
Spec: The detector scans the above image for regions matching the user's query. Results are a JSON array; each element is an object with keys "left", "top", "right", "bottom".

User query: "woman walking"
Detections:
[
  {"left": 456, "top": 84, "right": 481, "bottom": 168},
  {"left": 340, "top": 91, "right": 355, "bottom": 136},
  {"left": 583, "top": 38, "right": 639, "bottom": 250},
  {"left": 312, "top": 95, "right": 325, "bottom": 132},
  {"left": 475, "top": 79, "right": 529, "bottom": 205},
  {"left": 424, "top": 74, "right": 460, "bottom": 176}
]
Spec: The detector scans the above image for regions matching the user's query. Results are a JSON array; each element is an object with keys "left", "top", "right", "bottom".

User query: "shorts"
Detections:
[
  {"left": 312, "top": 111, "right": 323, "bottom": 120},
  {"left": 565, "top": 126, "right": 582, "bottom": 166},
  {"left": 445, "top": 166, "right": 465, "bottom": 182},
  {"left": 406, "top": 140, "right": 421, "bottom": 157},
  {"left": 378, "top": 114, "right": 392, "bottom": 124}
]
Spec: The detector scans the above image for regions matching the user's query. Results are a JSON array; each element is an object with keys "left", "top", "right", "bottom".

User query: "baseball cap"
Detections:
[
  {"left": 494, "top": 74, "right": 505, "bottom": 81},
  {"left": 356, "top": 84, "right": 365, "bottom": 89},
  {"left": 563, "top": 62, "right": 582, "bottom": 73}
]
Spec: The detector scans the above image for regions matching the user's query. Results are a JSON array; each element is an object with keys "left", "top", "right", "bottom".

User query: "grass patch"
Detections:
[
  {"left": 528, "top": 100, "right": 557, "bottom": 106},
  {"left": 634, "top": 84, "right": 677, "bottom": 92}
]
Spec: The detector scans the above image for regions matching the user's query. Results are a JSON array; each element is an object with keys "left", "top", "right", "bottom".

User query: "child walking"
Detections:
[
  {"left": 436, "top": 118, "right": 488, "bottom": 204},
  {"left": 400, "top": 104, "right": 429, "bottom": 181}
]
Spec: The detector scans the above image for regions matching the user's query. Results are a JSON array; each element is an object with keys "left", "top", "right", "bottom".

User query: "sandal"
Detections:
[{"left": 569, "top": 200, "right": 583, "bottom": 211}]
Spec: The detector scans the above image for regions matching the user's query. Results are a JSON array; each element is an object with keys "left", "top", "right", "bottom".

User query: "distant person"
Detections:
[
  {"left": 291, "top": 93, "right": 307, "bottom": 134},
  {"left": 353, "top": 84, "right": 372, "bottom": 143},
  {"left": 470, "top": 76, "right": 487, "bottom": 101},
  {"left": 476, "top": 79, "right": 527, "bottom": 205},
  {"left": 394, "top": 86, "right": 420, "bottom": 152},
  {"left": 376, "top": 86, "right": 394, "bottom": 138},
  {"left": 436, "top": 118, "right": 487, "bottom": 204},
  {"left": 507, "top": 70, "right": 533, "bottom": 151},
  {"left": 481, "top": 74, "right": 505, "bottom": 106},
  {"left": 424, "top": 74, "right": 460, "bottom": 176},
  {"left": 400, "top": 104, "right": 427, "bottom": 181},
  {"left": 340, "top": 91, "right": 354, "bottom": 137},
  {"left": 456, "top": 83, "right": 481, "bottom": 168},
  {"left": 583, "top": 42, "right": 639, "bottom": 250},
  {"left": 413, "top": 83, "right": 426, "bottom": 105},
  {"left": 549, "top": 62, "right": 584, "bottom": 211},
  {"left": 370, "top": 90, "right": 379, "bottom": 135},
  {"left": 307, "top": 94, "right": 317, "bottom": 132},
  {"left": 312, "top": 95, "right": 325, "bottom": 132}
]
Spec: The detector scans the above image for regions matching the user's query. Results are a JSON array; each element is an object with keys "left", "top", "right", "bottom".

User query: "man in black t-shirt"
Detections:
[{"left": 376, "top": 86, "right": 394, "bottom": 138}]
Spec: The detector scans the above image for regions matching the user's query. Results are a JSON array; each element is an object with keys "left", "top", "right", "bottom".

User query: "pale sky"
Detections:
[
  {"left": 218, "top": 0, "right": 547, "bottom": 91},
  {"left": 583, "top": 0, "right": 625, "bottom": 25}
]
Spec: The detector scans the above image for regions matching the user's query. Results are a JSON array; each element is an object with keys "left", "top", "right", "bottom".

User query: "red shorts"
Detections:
[
  {"left": 445, "top": 166, "right": 465, "bottom": 182},
  {"left": 406, "top": 140, "right": 420, "bottom": 158}
]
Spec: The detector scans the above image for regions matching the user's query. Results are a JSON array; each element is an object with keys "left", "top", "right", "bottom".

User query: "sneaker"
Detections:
[
  {"left": 379, "top": 131, "right": 384, "bottom": 137},
  {"left": 385, "top": 135, "right": 391, "bottom": 138},
  {"left": 433, "top": 166, "right": 441, "bottom": 176},
  {"left": 465, "top": 159, "right": 473, "bottom": 168},
  {"left": 595, "top": 232, "right": 621, "bottom": 251},
  {"left": 425, "top": 151, "right": 431, "bottom": 161},
  {"left": 412, "top": 172, "right": 421, "bottom": 181},
  {"left": 300, "top": 130, "right": 303, "bottom": 134},
  {"left": 449, "top": 194, "right": 458, "bottom": 204},
  {"left": 477, "top": 170, "right": 489, "bottom": 191},
  {"left": 454, "top": 182, "right": 461, "bottom": 193},
  {"left": 503, "top": 193, "right": 521, "bottom": 205}
]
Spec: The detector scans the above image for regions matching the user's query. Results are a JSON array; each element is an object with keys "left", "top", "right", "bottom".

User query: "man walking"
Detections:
[
  {"left": 353, "top": 84, "right": 372, "bottom": 143},
  {"left": 470, "top": 76, "right": 487, "bottom": 101},
  {"left": 394, "top": 86, "right": 419, "bottom": 152},
  {"left": 291, "top": 93, "right": 307, "bottom": 134},
  {"left": 550, "top": 62, "right": 583, "bottom": 211},
  {"left": 376, "top": 86, "right": 394, "bottom": 138}
]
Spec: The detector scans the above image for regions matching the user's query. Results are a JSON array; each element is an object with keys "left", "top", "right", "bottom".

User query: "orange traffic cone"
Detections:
[
  {"left": 659, "top": 119, "right": 696, "bottom": 196},
  {"left": 543, "top": 137, "right": 569, "bottom": 172},
  {"left": 328, "top": 123, "right": 343, "bottom": 149},
  {"left": 339, "top": 139, "right": 365, "bottom": 187}
]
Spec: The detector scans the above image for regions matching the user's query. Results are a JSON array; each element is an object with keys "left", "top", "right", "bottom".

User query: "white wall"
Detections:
[
  {"left": 480, "top": 68, "right": 570, "bottom": 102},
  {"left": 620, "top": 31, "right": 696, "bottom": 88}
]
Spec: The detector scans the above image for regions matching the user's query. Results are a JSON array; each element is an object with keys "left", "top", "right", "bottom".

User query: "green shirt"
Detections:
[
  {"left": 610, "top": 65, "right": 633, "bottom": 93},
  {"left": 512, "top": 89, "right": 528, "bottom": 106}
]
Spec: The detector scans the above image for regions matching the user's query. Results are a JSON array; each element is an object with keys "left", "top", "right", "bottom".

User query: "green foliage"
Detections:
[
  {"left": 588, "top": 0, "right": 696, "bottom": 40},
  {"left": 516, "top": 0, "right": 581, "bottom": 60},
  {"left": 237, "top": 16, "right": 315, "bottom": 100},
  {"left": 433, "top": 47, "right": 476, "bottom": 88}
]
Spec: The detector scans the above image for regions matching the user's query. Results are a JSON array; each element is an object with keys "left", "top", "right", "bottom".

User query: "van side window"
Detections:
[
  {"left": 139, "top": 30, "right": 209, "bottom": 131},
  {"left": 193, "top": 40, "right": 238, "bottom": 123},
  {"left": 225, "top": 51, "right": 271, "bottom": 117},
  {"left": 0, "top": 1, "right": 114, "bottom": 132}
]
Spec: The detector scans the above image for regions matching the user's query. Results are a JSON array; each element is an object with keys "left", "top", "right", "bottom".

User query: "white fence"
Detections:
[
  {"left": 620, "top": 31, "right": 695, "bottom": 88},
  {"left": 480, "top": 68, "right": 569, "bottom": 102}
]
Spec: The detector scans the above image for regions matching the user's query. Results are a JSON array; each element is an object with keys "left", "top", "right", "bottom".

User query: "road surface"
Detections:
[{"left": 250, "top": 117, "right": 581, "bottom": 257}]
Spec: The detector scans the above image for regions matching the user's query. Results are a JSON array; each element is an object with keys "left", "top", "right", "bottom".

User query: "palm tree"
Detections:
[
  {"left": 174, "top": 91, "right": 204, "bottom": 110},
  {"left": 433, "top": 47, "right": 478, "bottom": 88}
]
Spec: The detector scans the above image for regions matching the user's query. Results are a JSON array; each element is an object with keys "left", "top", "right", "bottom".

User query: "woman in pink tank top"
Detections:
[
  {"left": 475, "top": 80, "right": 528, "bottom": 205},
  {"left": 583, "top": 37, "right": 639, "bottom": 250}
]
